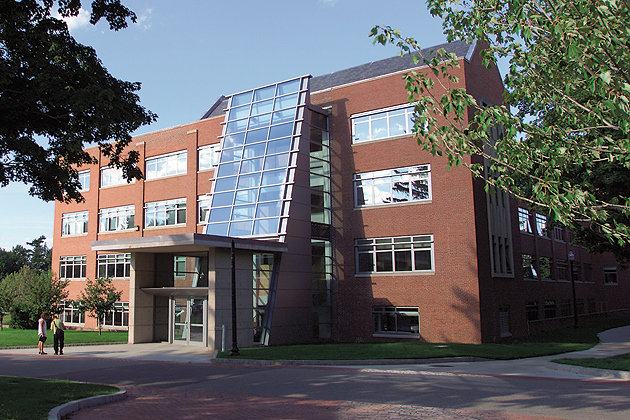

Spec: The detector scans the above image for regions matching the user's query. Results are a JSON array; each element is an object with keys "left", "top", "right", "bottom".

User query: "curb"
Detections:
[
  {"left": 545, "top": 361, "right": 630, "bottom": 380},
  {"left": 47, "top": 388, "right": 127, "bottom": 420},
  {"left": 208, "top": 356, "right": 486, "bottom": 366}
]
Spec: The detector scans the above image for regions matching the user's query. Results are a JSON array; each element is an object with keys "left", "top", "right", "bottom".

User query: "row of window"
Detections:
[
  {"left": 526, "top": 298, "right": 606, "bottom": 321},
  {"left": 59, "top": 253, "right": 131, "bottom": 279},
  {"left": 518, "top": 208, "right": 567, "bottom": 241},
  {"left": 61, "top": 300, "right": 129, "bottom": 327},
  {"left": 76, "top": 145, "right": 222, "bottom": 191},
  {"left": 522, "top": 254, "right": 617, "bottom": 284}
]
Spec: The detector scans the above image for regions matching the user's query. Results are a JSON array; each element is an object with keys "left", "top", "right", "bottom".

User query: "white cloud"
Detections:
[
  {"left": 55, "top": 8, "right": 91, "bottom": 32},
  {"left": 135, "top": 8, "right": 153, "bottom": 31},
  {"left": 318, "top": 0, "right": 338, "bottom": 6}
]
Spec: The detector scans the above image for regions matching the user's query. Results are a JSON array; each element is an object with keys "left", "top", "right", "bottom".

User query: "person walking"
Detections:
[
  {"left": 37, "top": 312, "right": 50, "bottom": 355},
  {"left": 51, "top": 314, "right": 65, "bottom": 355}
]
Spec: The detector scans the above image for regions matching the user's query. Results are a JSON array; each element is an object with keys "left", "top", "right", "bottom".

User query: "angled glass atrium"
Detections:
[{"left": 203, "top": 77, "right": 309, "bottom": 239}]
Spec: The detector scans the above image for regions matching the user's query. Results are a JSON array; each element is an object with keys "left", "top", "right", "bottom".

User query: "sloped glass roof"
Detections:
[{"left": 203, "top": 76, "right": 309, "bottom": 238}]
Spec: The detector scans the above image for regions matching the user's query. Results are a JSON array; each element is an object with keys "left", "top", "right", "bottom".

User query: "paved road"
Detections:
[
  {"left": 0, "top": 353, "right": 628, "bottom": 420},
  {"left": 1, "top": 326, "right": 629, "bottom": 420}
]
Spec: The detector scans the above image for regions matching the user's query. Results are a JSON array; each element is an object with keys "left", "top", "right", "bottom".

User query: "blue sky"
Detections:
[{"left": 0, "top": 0, "right": 448, "bottom": 251}]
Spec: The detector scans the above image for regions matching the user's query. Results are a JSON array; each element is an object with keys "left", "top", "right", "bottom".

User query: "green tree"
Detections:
[
  {"left": 0, "top": 277, "right": 17, "bottom": 331},
  {"left": 77, "top": 277, "right": 122, "bottom": 335},
  {"left": 371, "top": 0, "right": 630, "bottom": 253},
  {"left": 3, "top": 266, "right": 68, "bottom": 329},
  {"left": 1, "top": 0, "right": 157, "bottom": 203},
  {"left": 26, "top": 236, "right": 52, "bottom": 272},
  {"left": 0, "top": 245, "right": 28, "bottom": 279}
]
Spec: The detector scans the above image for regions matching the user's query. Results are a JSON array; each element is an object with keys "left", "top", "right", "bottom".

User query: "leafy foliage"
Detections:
[
  {"left": 2, "top": 266, "right": 68, "bottom": 329},
  {"left": 76, "top": 277, "right": 121, "bottom": 335},
  {"left": 0, "top": 0, "right": 157, "bottom": 203},
  {"left": 371, "top": 0, "right": 630, "bottom": 255},
  {"left": 0, "top": 236, "right": 52, "bottom": 279}
]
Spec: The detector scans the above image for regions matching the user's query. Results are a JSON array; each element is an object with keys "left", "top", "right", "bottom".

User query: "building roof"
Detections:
[
  {"left": 310, "top": 40, "right": 474, "bottom": 92},
  {"left": 200, "top": 40, "right": 475, "bottom": 121}
]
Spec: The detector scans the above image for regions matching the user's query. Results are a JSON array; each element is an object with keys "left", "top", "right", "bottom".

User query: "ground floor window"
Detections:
[
  {"left": 499, "top": 305, "right": 511, "bottom": 337},
  {"left": 101, "top": 302, "right": 129, "bottom": 327},
  {"left": 60, "top": 300, "right": 84, "bottom": 325},
  {"left": 373, "top": 307, "right": 419, "bottom": 335},
  {"left": 526, "top": 301, "right": 539, "bottom": 321}
]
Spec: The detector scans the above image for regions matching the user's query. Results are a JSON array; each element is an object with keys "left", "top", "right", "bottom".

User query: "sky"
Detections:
[{"left": 0, "top": 0, "right": 448, "bottom": 251}]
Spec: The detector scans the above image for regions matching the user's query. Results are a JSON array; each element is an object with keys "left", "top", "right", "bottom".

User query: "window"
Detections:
[
  {"left": 544, "top": 300, "right": 557, "bottom": 319},
  {"left": 499, "top": 306, "right": 511, "bottom": 337},
  {"left": 522, "top": 254, "right": 537, "bottom": 279},
  {"left": 59, "top": 255, "right": 86, "bottom": 279},
  {"left": 97, "top": 253, "right": 131, "bottom": 278},
  {"left": 556, "top": 260, "right": 568, "bottom": 281},
  {"left": 352, "top": 104, "right": 415, "bottom": 143},
  {"left": 78, "top": 170, "right": 90, "bottom": 191},
  {"left": 526, "top": 301, "right": 539, "bottom": 321},
  {"left": 101, "top": 302, "right": 129, "bottom": 327},
  {"left": 604, "top": 266, "right": 618, "bottom": 284},
  {"left": 145, "top": 198, "right": 186, "bottom": 228},
  {"left": 99, "top": 205, "right": 135, "bottom": 232},
  {"left": 60, "top": 300, "right": 84, "bottom": 324},
  {"left": 174, "top": 256, "right": 186, "bottom": 277},
  {"left": 198, "top": 144, "right": 221, "bottom": 170},
  {"left": 560, "top": 299, "right": 572, "bottom": 317},
  {"left": 539, "top": 257, "right": 552, "bottom": 280},
  {"left": 101, "top": 167, "right": 129, "bottom": 188},
  {"left": 536, "top": 214, "right": 548, "bottom": 237},
  {"left": 584, "top": 263, "right": 593, "bottom": 283},
  {"left": 356, "top": 235, "right": 434, "bottom": 274},
  {"left": 61, "top": 211, "right": 88, "bottom": 236},
  {"left": 198, "top": 195, "right": 211, "bottom": 224},
  {"left": 553, "top": 225, "right": 565, "bottom": 242},
  {"left": 572, "top": 263, "right": 581, "bottom": 282},
  {"left": 354, "top": 165, "right": 431, "bottom": 207},
  {"left": 518, "top": 208, "right": 532, "bottom": 233},
  {"left": 146, "top": 150, "right": 187, "bottom": 180},
  {"left": 373, "top": 307, "right": 419, "bottom": 335}
]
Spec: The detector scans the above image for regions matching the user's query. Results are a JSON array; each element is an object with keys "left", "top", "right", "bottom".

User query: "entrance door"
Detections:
[{"left": 172, "top": 297, "right": 206, "bottom": 346}]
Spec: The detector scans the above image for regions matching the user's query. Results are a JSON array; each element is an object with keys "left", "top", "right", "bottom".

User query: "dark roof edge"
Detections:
[{"left": 199, "top": 95, "right": 227, "bottom": 120}]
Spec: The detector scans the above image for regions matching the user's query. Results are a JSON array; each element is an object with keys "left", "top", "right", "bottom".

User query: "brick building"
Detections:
[{"left": 51, "top": 40, "right": 630, "bottom": 348}]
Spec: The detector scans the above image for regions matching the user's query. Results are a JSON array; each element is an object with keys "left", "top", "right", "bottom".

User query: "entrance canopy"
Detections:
[{"left": 92, "top": 232, "right": 288, "bottom": 255}]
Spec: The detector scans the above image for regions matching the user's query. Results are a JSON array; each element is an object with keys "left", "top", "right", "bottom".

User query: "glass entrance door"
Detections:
[{"left": 172, "top": 297, "right": 206, "bottom": 345}]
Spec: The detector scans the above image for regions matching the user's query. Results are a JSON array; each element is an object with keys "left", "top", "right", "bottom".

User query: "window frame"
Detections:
[
  {"left": 59, "top": 255, "right": 87, "bottom": 279},
  {"left": 99, "top": 205, "right": 135, "bottom": 233},
  {"left": 78, "top": 170, "right": 90, "bottom": 192},
  {"left": 535, "top": 213, "right": 548, "bottom": 237},
  {"left": 373, "top": 306, "right": 420, "bottom": 336},
  {"left": 101, "top": 302, "right": 129, "bottom": 328},
  {"left": 60, "top": 300, "right": 84, "bottom": 325},
  {"left": 100, "top": 166, "right": 131, "bottom": 188},
  {"left": 144, "top": 198, "right": 187, "bottom": 228},
  {"left": 522, "top": 254, "right": 537, "bottom": 279},
  {"left": 198, "top": 144, "right": 221, "bottom": 171},
  {"left": 351, "top": 104, "right": 415, "bottom": 144},
  {"left": 355, "top": 235, "right": 434, "bottom": 275},
  {"left": 518, "top": 208, "right": 532, "bottom": 234},
  {"left": 145, "top": 150, "right": 188, "bottom": 180},
  {"left": 61, "top": 211, "right": 88, "bottom": 236},
  {"left": 97, "top": 253, "right": 131, "bottom": 279},
  {"left": 604, "top": 266, "right": 618, "bottom": 285},
  {"left": 353, "top": 165, "right": 431, "bottom": 208}
]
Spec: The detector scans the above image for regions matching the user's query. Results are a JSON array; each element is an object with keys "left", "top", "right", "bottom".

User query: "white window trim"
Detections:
[
  {"left": 355, "top": 235, "right": 435, "bottom": 275},
  {"left": 353, "top": 164, "right": 431, "bottom": 208},
  {"left": 99, "top": 205, "right": 135, "bottom": 233},
  {"left": 78, "top": 170, "right": 90, "bottom": 192},
  {"left": 351, "top": 103, "right": 416, "bottom": 144},
  {"left": 100, "top": 166, "right": 133, "bottom": 188},
  {"left": 97, "top": 253, "right": 131, "bottom": 279},
  {"left": 198, "top": 144, "right": 221, "bottom": 171},
  {"left": 145, "top": 150, "right": 188, "bottom": 180},
  {"left": 144, "top": 198, "right": 187, "bottom": 228},
  {"left": 59, "top": 255, "right": 87, "bottom": 279},
  {"left": 61, "top": 211, "right": 89, "bottom": 237}
]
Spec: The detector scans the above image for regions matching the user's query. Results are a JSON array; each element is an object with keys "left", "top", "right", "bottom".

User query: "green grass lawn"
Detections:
[
  {"left": 0, "top": 329, "right": 127, "bottom": 347},
  {"left": 218, "top": 313, "right": 630, "bottom": 361},
  {"left": 0, "top": 376, "right": 118, "bottom": 420},
  {"left": 553, "top": 353, "right": 630, "bottom": 372}
]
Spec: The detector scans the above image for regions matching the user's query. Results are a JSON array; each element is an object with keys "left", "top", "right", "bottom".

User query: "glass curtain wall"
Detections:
[
  {"left": 310, "top": 110, "right": 332, "bottom": 339},
  {"left": 204, "top": 77, "right": 309, "bottom": 238}
]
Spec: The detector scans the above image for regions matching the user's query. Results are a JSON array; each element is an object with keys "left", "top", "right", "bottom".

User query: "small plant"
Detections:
[{"left": 76, "top": 277, "right": 122, "bottom": 335}]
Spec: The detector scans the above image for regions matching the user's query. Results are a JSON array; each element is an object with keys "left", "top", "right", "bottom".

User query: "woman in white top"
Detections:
[{"left": 37, "top": 312, "right": 50, "bottom": 355}]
